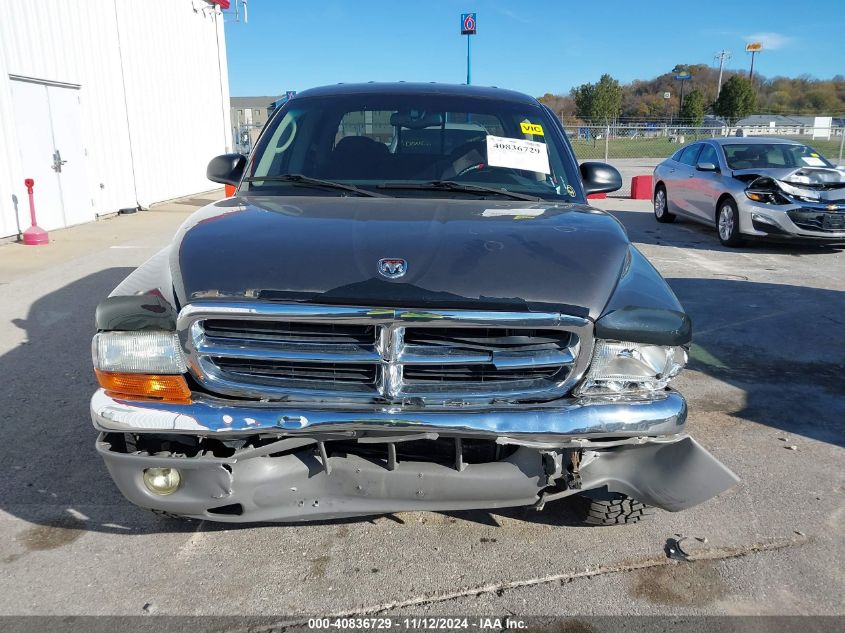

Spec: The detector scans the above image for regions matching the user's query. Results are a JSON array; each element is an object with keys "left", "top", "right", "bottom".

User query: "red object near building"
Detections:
[
  {"left": 631, "top": 175, "right": 653, "bottom": 200},
  {"left": 22, "top": 178, "right": 49, "bottom": 245},
  {"left": 586, "top": 192, "right": 607, "bottom": 200},
  {"left": 224, "top": 184, "right": 236, "bottom": 197},
  {"left": 206, "top": 0, "right": 231, "bottom": 9}
]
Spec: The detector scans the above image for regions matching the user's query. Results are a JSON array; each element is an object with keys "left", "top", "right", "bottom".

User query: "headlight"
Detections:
[
  {"left": 92, "top": 331, "right": 187, "bottom": 374},
  {"left": 577, "top": 340, "right": 687, "bottom": 396},
  {"left": 745, "top": 190, "right": 789, "bottom": 205}
]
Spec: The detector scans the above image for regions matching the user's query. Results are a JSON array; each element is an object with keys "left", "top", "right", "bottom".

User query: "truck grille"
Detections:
[{"left": 179, "top": 303, "right": 592, "bottom": 405}]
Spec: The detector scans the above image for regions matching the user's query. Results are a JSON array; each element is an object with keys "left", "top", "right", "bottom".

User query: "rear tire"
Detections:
[
  {"left": 654, "top": 185, "right": 675, "bottom": 223},
  {"left": 717, "top": 198, "right": 744, "bottom": 247},
  {"left": 578, "top": 490, "right": 654, "bottom": 526}
]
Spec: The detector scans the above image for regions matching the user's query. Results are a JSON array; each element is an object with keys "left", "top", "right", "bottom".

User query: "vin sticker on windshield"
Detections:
[
  {"left": 802, "top": 156, "right": 826, "bottom": 167},
  {"left": 486, "top": 135, "right": 550, "bottom": 174}
]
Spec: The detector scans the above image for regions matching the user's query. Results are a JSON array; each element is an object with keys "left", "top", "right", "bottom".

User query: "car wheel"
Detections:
[
  {"left": 717, "top": 198, "right": 744, "bottom": 247},
  {"left": 654, "top": 185, "right": 675, "bottom": 223}
]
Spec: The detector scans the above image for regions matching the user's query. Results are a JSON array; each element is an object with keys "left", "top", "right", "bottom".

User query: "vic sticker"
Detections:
[
  {"left": 520, "top": 122, "right": 544, "bottom": 136},
  {"left": 486, "top": 135, "right": 550, "bottom": 174}
]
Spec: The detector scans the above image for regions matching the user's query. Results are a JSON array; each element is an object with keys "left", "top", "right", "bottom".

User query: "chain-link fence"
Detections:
[{"left": 562, "top": 123, "right": 845, "bottom": 197}]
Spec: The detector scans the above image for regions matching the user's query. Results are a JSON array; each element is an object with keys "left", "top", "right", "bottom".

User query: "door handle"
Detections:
[{"left": 52, "top": 150, "right": 67, "bottom": 173}]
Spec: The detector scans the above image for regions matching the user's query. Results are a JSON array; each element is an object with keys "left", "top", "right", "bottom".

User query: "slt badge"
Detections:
[{"left": 378, "top": 258, "right": 408, "bottom": 279}]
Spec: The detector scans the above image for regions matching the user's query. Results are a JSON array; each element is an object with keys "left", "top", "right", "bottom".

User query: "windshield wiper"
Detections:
[
  {"left": 377, "top": 180, "right": 541, "bottom": 201},
  {"left": 242, "top": 174, "right": 390, "bottom": 198}
]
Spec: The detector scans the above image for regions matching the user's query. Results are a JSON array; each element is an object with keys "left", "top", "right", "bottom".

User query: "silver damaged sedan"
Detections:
[{"left": 652, "top": 137, "right": 845, "bottom": 246}]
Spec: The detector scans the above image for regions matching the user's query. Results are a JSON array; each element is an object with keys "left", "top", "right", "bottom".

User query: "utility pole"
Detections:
[{"left": 714, "top": 50, "right": 731, "bottom": 97}]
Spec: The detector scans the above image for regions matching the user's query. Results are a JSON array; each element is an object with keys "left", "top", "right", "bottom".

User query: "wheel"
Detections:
[
  {"left": 577, "top": 490, "right": 654, "bottom": 526},
  {"left": 717, "top": 198, "right": 744, "bottom": 247},
  {"left": 653, "top": 185, "right": 675, "bottom": 223}
]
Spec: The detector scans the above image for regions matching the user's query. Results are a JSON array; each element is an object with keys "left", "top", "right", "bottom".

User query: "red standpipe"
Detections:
[{"left": 22, "top": 178, "right": 49, "bottom": 245}]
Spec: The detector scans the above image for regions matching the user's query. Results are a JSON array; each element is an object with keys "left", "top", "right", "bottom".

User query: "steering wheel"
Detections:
[{"left": 447, "top": 139, "right": 519, "bottom": 181}]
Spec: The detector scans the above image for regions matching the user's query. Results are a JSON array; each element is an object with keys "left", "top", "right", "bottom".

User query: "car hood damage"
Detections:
[
  {"left": 734, "top": 166, "right": 845, "bottom": 203},
  {"left": 170, "top": 196, "right": 633, "bottom": 318}
]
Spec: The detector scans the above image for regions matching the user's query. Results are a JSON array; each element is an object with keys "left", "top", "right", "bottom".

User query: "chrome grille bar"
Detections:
[{"left": 178, "top": 302, "right": 593, "bottom": 406}]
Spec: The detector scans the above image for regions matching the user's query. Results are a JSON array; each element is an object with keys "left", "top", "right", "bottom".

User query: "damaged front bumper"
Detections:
[
  {"left": 91, "top": 389, "right": 738, "bottom": 522},
  {"left": 741, "top": 198, "right": 845, "bottom": 240},
  {"left": 741, "top": 171, "right": 845, "bottom": 240}
]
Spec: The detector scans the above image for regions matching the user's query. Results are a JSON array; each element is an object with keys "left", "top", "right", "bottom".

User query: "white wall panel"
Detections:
[
  {"left": 0, "top": 0, "right": 230, "bottom": 238},
  {"left": 114, "top": 0, "right": 231, "bottom": 206},
  {"left": 0, "top": 40, "right": 26, "bottom": 239}
]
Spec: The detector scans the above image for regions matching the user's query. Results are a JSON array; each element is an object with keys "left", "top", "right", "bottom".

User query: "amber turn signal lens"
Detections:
[{"left": 95, "top": 370, "right": 191, "bottom": 403}]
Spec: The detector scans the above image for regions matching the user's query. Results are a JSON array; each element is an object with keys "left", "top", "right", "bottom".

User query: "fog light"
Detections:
[{"left": 142, "top": 467, "right": 181, "bottom": 495}]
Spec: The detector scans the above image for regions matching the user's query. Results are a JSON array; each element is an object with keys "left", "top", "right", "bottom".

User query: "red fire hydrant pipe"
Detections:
[{"left": 22, "top": 178, "right": 49, "bottom": 245}]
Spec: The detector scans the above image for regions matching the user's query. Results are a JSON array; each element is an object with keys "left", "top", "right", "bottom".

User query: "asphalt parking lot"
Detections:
[{"left": 0, "top": 193, "right": 842, "bottom": 620}]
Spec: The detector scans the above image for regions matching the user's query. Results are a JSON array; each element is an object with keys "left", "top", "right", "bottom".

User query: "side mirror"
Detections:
[
  {"left": 580, "top": 161, "right": 623, "bottom": 195},
  {"left": 206, "top": 153, "right": 247, "bottom": 186},
  {"left": 696, "top": 162, "right": 718, "bottom": 172}
]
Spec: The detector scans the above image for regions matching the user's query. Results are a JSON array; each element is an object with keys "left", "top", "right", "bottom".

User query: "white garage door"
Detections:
[{"left": 10, "top": 79, "right": 92, "bottom": 231}]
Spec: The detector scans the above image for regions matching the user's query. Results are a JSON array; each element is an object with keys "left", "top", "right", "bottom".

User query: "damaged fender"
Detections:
[{"left": 575, "top": 436, "right": 739, "bottom": 511}]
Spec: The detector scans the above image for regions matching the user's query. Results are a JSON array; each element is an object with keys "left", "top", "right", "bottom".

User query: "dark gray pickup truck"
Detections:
[{"left": 91, "top": 83, "right": 737, "bottom": 524}]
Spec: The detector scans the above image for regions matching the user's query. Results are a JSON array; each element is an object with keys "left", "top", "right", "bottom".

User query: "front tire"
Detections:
[
  {"left": 717, "top": 198, "right": 744, "bottom": 247},
  {"left": 654, "top": 185, "right": 675, "bottom": 223},
  {"left": 577, "top": 491, "right": 654, "bottom": 526}
]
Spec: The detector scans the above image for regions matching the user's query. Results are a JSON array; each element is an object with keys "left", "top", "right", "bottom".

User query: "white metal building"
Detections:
[{"left": 0, "top": 0, "right": 232, "bottom": 239}]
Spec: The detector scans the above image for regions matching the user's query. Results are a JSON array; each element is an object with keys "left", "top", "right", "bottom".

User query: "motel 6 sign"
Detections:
[{"left": 461, "top": 13, "right": 476, "bottom": 35}]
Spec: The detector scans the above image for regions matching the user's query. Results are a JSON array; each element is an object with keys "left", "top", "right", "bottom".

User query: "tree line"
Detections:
[{"left": 539, "top": 65, "right": 845, "bottom": 125}]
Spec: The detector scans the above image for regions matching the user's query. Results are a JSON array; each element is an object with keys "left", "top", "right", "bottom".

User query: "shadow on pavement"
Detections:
[
  {"left": 668, "top": 277, "right": 845, "bottom": 448},
  {"left": 1, "top": 268, "right": 842, "bottom": 537}
]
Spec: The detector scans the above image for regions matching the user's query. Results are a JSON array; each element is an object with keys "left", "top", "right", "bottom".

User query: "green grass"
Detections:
[{"left": 568, "top": 134, "right": 844, "bottom": 162}]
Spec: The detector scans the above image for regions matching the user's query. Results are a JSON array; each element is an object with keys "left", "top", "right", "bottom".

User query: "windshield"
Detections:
[
  {"left": 723, "top": 143, "right": 834, "bottom": 170},
  {"left": 244, "top": 92, "right": 580, "bottom": 201}
]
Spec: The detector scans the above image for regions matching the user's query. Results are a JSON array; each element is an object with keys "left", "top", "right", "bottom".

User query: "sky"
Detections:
[{"left": 223, "top": 0, "right": 845, "bottom": 98}]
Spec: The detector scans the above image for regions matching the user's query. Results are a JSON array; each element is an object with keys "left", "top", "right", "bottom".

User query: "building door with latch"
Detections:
[{"left": 10, "top": 79, "right": 92, "bottom": 231}]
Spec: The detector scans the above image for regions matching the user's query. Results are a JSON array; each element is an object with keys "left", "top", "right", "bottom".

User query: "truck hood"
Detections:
[{"left": 170, "top": 196, "right": 633, "bottom": 319}]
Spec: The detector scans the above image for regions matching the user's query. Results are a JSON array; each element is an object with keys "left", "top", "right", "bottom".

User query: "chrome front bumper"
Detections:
[
  {"left": 92, "top": 390, "right": 742, "bottom": 521},
  {"left": 90, "top": 389, "right": 688, "bottom": 441}
]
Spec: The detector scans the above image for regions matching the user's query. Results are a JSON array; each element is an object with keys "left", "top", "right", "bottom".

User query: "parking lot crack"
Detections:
[{"left": 234, "top": 535, "right": 807, "bottom": 631}]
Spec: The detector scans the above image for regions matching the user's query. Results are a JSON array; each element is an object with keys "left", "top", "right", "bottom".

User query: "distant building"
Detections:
[
  {"left": 230, "top": 96, "right": 282, "bottom": 152},
  {"left": 735, "top": 114, "right": 837, "bottom": 137}
]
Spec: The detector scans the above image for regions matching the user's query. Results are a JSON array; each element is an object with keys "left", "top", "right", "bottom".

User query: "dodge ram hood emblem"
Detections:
[{"left": 378, "top": 258, "right": 407, "bottom": 279}]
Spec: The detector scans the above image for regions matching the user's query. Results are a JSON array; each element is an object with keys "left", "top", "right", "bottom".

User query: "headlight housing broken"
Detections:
[{"left": 577, "top": 340, "right": 687, "bottom": 396}]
